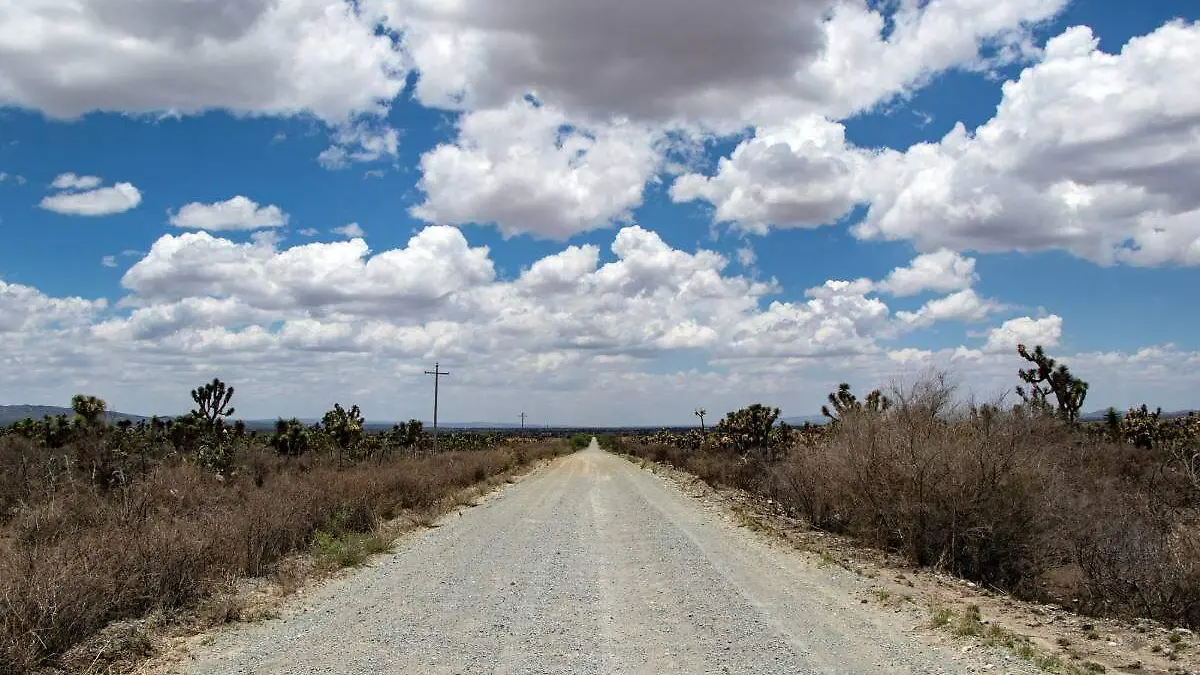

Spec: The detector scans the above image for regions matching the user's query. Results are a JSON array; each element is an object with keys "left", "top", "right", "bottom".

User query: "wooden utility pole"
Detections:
[
  {"left": 519, "top": 412, "right": 527, "bottom": 430},
  {"left": 424, "top": 362, "right": 449, "bottom": 451}
]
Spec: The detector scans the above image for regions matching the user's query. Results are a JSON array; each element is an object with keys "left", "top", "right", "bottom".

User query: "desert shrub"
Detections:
[
  {"left": 767, "top": 376, "right": 1059, "bottom": 588},
  {"left": 620, "top": 370, "right": 1200, "bottom": 629},
  {"left": 0, "top": 436, "right": 567, "bottom": 672},
  {"left": 595, "top": 433, "right": 619, "bottom": 451},
  {"left": 1064, "top": 493, "right": 1200, "bottom": 626}
]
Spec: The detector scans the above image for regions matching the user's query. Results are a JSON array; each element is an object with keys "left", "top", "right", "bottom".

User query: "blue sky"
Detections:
[{"left": 1, "top": 0, "right": 1199, "bottom": 425}]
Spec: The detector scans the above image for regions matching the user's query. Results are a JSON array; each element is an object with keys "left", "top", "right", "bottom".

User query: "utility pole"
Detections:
[
  {"left": 424, "top": 362, "right": 449, "bottom": 451},
  {"left": 519, "top": 412, "right": 527, "bottom": 430}
]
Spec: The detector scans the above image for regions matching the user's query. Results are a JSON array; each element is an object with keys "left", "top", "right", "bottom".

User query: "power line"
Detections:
[
  {"left": 424, "top": 362, "right": 450, "bottom": 452},
  {"left": 519, "top": 412, "right": 527, "bottom": 430}
]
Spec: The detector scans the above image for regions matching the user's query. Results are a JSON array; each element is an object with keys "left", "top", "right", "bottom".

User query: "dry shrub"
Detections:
[
  {"left": 770, "top": 376, "right": 1059, "bottom": 590},
  {"left": 0, "top": 437, "right": 566, "bottom": 672},
  {"left": 623, "top": 371, "right": 1200, "bottom": 629},
  {"left": 1063, "top": 491, "right": 1200, "bottom": 626}
]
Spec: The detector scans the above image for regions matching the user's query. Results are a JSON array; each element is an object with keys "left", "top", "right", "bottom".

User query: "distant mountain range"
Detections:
[{"left": 0, "top": 405, "right": 150, "bottom": 426}]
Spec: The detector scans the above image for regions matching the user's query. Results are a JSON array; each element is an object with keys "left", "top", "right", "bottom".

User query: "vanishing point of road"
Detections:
[{"left": 172, "top": 441, "right": 1037, "bottom": 674}]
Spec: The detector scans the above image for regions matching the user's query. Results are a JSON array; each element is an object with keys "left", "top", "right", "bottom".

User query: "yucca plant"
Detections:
[{"left": 1016, "top": 344, "right": 1088, "bottom": 423}]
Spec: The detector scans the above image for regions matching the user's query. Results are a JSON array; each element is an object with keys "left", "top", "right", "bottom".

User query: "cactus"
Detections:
[
  {"left": 715, "top": 403, "right": 780, "bottom": 455},
  {"left": 169, "top": 413, "right": 206, "bottom": 455},
  {"left": 821, "top": 383, "right": 891, "bottom": 423},
  {"left": 1118, "top": 406, "right": 1200, "bottom": 451},
  {"left": 271, "top": 418, "right": 312, "bottom": 457},
  {"left": 694, "top": 408, "right": 707, "bottom": 433},
  {"left": 1016, "top": 344, "right": 1088, "bottom": 423},
  {"left": 321, "top": 403, "right": 365, "bottom": 456},
  {"left": 392, "top": 419, "right": 425, "bottom": 448},
  {"left": 195, "top": 437, "right": 235, "bottom": 474},
  {"left": 191, "top": 378, "right": 235, "bottom": 427},
  {"left": 1104, "top": 407, "right": 1122, "bottom": 440},
  {"left": 1121, "top": 405, "right": 1162, "bottom": 449},
  {"left": 71, "top": 394, "right": 107, "bottom": 427},
  {"left": 185, "top": 378, "right": 238, "bottom": 471}
]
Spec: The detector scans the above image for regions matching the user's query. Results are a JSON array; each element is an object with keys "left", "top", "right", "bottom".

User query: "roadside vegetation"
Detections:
[
  {"left": 0, "top": 379, "right": 569, "bottom": 673},
  {"left": 615, "top": 344, "right": 1200, "bottom": 632}
]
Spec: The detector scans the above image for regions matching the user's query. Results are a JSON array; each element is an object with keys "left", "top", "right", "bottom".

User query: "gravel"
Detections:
[{"left": 173, "top": 441, "right": 1042, "bottom": 674}]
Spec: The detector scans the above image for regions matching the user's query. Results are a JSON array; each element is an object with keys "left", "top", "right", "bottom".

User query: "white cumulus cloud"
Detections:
[
  {"left": 896, "top": 289, "right": 1003, "bottom": 327},
  {"left": 878, "top": 249, "right": 979, "bottom": 297},
  {"left": 51, "top": 173, "right": 102, "bottom": 190},
  {"left": 121, "top": 225, "right": 496, "bottom": 314},
  {"left": 0, "top": 0, "right": 408, "bottom": 125},
  {"left": 671, "top": 116, "right": 869, "bottom": 233},
  {"left": 169, "top": 196, "right": 288, "bottom": 231},
  {"left": 39, "top": 178, "right": 142, "bottom": 216},
  {"left": 332, "top": 222, "right": 365, "bottom": 238},
  {"left": 0, "top": 278, "right": 106, "bottom": 332},
  {"left": 412, "top": 99, "right": 661, "bottom": 240},
  {"left": 983, "top": 315, "right": 1063, "bottom": 353},
  {"left": 385, "top": 0, "right": 1065, "bottom": 130},
  {"left": 856, "top": 20, "right": 1200, "bottom": 266},
  {"left": 318, "top": 122, "right": 401, "bottom": 170}
]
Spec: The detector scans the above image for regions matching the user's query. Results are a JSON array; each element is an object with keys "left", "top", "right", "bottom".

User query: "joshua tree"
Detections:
[
  {"left": 393, "top": 419, "right": 425, "bottom": 448},
  {"left": 821, "top": 383, "right": 891, "bottom": 423},
  {"left": 272, "top": 418, "right": 311, "bottom": 457},
  {"left": 322, "top": 403, "right": 365, "bottom": 455},
  {"left": 694, "top": 408, "right": 707, "bottom": 433},
  {"left": 1016, "top": 344, "right": 1088, "bottom": 423},
  {"left": 716, "top": 403, "right": 780, "bottom": 455},
  {"left": 71, "top": 394, "right": 107, "bottom": 427},
  {"left": 69, "top": 394, "right": 120, "bottom": 485},
  {"left": 191, "top": 378, "right": 235, "bottom": 427},
  {"left": 1104, "top": 407, "right": 1122, "bottom": 441}
]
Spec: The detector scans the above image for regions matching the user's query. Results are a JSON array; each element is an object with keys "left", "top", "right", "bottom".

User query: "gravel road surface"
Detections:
[{"left": 173, "top": 442, "right": 1037, "bottom": 674}]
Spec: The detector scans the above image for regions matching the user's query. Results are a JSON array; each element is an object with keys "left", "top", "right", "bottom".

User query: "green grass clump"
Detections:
[{"left": 313, "top": 530, "right": 393, "bottom": 569}]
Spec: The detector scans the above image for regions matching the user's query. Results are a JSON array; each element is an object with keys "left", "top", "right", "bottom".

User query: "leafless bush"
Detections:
[
  {"left": 1065, "top": 493, "right": 1200, "bottom": 626},
  {"left": 770, "top": 373, "right": 1059, "bottom": 588},
  {"left": 622, "top": 369, "right": 1200, "bottom": 628},
  {"left": 0, "top": 437, "right": 567, "bottom": 672}
]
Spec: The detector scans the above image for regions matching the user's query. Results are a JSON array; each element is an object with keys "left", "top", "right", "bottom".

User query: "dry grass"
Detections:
[
  {"left": 621, "top": 373, "right": 1200, "bottom": 631},
  {"left": 0, "top": 437, "right": 568, "bottom": 673}
]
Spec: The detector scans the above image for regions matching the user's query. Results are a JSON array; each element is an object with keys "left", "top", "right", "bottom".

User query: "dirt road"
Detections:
[{"left": 174, "top": 442, "right": 1034, "bottom": 674}]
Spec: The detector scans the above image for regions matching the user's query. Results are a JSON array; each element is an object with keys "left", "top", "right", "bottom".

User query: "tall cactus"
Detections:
[
  {"left": 821, "top": 383, "right": 891, "bottom": 423},
  {"left": 715, "top": 403, "right": 780, "bottom": 454},
  {"left": 191, "top": 378, "right": 235, "bottom": 426},
  {"left": 185, "top": 378, "right": 237, "bottom": 472},
  {"left": 1015, "top": 344, "right": 1088, "bottom": 423},
  {"left": 394, "top": 419, "right": 425, "bottom": 448},
  {"left": 321, "top": 403, "right": 365, "bottom": 455},
  {"left": 1121, "top": 405, "right": 1163, "bottom": 449},
  {"left": 272, "top": 418, "right": 311, "bottom": 457},
  {"left": 71, "top": 394, "right": 107, "bottom": 427}
]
